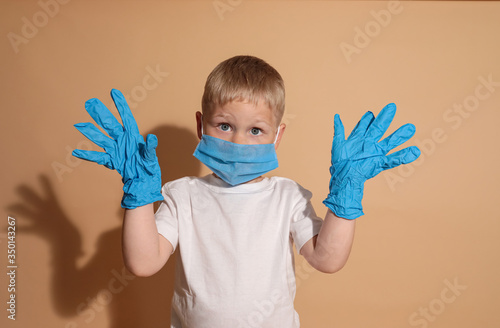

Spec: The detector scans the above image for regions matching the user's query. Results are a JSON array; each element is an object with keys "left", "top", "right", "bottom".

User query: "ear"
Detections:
[
  {"left": 196, "top": 111, "right": 203, "bottom": 140},
  {"left": 274, "top": 123, "right": 286, "bottom": 150}
]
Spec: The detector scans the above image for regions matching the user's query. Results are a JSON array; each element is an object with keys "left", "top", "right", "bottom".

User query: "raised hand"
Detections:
[
  {"left": 323, "top": 103, "right": 420, "bottom": 219},
  {"left": 72, "top": 89, "right": 163, "bottom": 209}
]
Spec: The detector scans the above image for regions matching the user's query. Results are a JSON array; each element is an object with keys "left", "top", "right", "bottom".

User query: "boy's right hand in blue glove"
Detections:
[
  {"left": 323, "top": 103, "right": 420, "bottom": 220},
  {"left": 72, "top": 89, "right": 163, "bottom": 209}
]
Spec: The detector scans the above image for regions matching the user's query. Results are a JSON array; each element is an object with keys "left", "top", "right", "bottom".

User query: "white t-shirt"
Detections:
[{"left": 155, "top": 174, "right": 323, "bottom": 328}]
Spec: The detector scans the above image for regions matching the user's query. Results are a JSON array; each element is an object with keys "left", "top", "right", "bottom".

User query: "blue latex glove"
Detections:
[
  {"left": 323, "top": 103, "right": 421, "bottom": 220},
  {"left": 72, "top": 89, "right": 163, "bottom": 209}
]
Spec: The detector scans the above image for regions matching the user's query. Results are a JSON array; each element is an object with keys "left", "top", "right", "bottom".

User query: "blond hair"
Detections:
[{"left": 201, "top": 55, "right": 285, "bottom": 124}]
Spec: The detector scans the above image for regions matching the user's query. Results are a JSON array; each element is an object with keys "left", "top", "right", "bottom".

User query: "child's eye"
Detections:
[
  {"left": 250, "top": 128, "right": 262, "bottom": 136},
  {"left": 219, "top": 123, "right": 231, "bottom": 132}
]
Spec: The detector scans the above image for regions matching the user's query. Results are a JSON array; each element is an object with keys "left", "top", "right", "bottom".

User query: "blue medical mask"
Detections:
[{"left": 193, "top": 123, "right": 280, "bottom": 186}]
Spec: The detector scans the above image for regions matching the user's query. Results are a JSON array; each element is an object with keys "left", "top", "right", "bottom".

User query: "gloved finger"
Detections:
[
  {"left": 74, "top": 122, "right": 115, "bottom": 151},
  {"left": 111, "top": 89, "right": 140, "bottom": 135},
  {"left": 365, "top": 103, "right": 397, "bottom": 141},
  {"left": 72, "top": 149, "right": 113, "bottom": 169},
  {"left": 378, "top": 123, "right": 416, "bottom": 154},
  {"left": 141, "top": 134, "right": 159, "bottom": 161},
  {"left": 347, "top": 111, "right": 374, "bottom": 140},
  {"left": 380, "top": 146, "right": 421, "bottom": 171},
  {"left": 85, "top": 98, "right": 123, "bottom": 140},
  {"left": 333, "top": 114, "right": 345, "bottom": 140}
]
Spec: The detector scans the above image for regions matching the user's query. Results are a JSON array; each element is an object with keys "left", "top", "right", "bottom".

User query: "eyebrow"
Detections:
[
  {"left": 210, "top": 113, "right": 275, "bottom": 128},
  {"left": 251, "top": 119, "right": 272, "bottom": 127},
  {"left": 212, "top": 113, "right": 230, "bottom": 118},
  {"left": 210, "top": 113, "right": 233, "bottom": 120}
]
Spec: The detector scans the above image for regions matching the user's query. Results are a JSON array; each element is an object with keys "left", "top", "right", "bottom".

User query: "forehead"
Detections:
[{"left": 207, "top": 98, "right": 278, "bottom": 126}]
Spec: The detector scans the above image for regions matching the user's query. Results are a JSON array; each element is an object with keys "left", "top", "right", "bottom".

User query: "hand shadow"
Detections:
[{"left": 7, "top": 125, "right": 201, "bottom": 328}]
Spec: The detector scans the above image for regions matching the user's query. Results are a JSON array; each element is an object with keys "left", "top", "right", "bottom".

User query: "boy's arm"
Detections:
[
  {"left": 122, "top": 203, "right": 173, "bottom": 277},
  {"left": 72, "top": 89, "right": 168, "bottom": 275},
  {"left": 302, "top": 104, "right": 420, "bottom": 273},
  {"left": 300, "top": 210, "right": 355, "bottom": 274}
]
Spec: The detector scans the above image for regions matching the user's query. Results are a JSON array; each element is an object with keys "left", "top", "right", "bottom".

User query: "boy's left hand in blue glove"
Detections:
[
  {"left": 72, "top": 89, "right": 163, "bottom": 209},
  {"left": 323, "top": 103, "right": 420, "bottom": 220}
]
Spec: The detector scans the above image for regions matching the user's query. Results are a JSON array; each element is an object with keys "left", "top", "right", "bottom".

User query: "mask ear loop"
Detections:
[
  {"left": 273, "top": 125, "right": 281, "bottom": 144},
  {"left": 200, "top": 114, "right": 204, "bottom": 135}
]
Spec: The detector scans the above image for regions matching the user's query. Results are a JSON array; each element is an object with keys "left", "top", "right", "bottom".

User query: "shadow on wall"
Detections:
[{"left": 7, "top": 125, "right": 201, "bottom": 328}]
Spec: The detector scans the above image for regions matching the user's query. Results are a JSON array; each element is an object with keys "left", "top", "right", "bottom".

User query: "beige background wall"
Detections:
[{"left": 1, "top": 1, "right": 499, "bottom": 327}]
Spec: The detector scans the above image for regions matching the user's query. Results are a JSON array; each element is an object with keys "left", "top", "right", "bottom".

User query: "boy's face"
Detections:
[{"left": 196, "top": 99, "right": 286, "bottom": 149}]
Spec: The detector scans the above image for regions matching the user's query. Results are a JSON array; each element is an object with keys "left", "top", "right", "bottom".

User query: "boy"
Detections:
[{"left": 73, "top": 55, "right": 420, "bottom": 327}]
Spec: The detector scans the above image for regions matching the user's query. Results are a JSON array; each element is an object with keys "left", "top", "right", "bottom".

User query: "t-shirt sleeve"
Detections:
[
  {"left": 154, "top": 183, "right": 179, "bottom": 253},
  {"left": 289, "top": 184, "right": 323, "bottom": 252}
]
